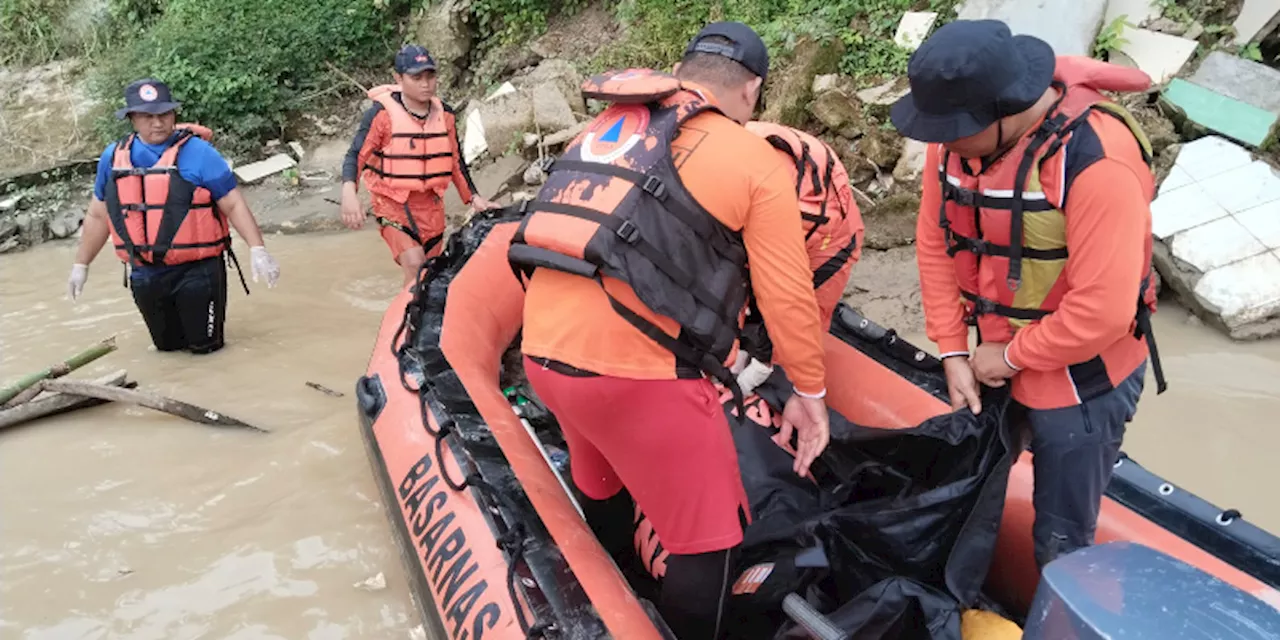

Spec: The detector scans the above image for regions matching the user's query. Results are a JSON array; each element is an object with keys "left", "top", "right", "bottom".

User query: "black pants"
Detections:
[
  {"left": 130, "top": 256, "right": 228, "bottom": 355},
  {"left": 1022, "top": 361, "right": 1147, "bottom": 569},
  {"left": 583, "top": 490, "right": 737, "bottom": 640}
]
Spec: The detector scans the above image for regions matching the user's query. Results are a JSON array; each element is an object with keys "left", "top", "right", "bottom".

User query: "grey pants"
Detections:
[{"left": 1023, "top": 361, "right": 1147, "bottom": 569}]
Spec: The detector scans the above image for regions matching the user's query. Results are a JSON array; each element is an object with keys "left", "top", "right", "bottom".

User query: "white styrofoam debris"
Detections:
[
  {"left": 1232, "top": 0, "right": 1280, "bottom": 45},
  {"left": 894, "top": 12, "right": 939, "bottom": 50},
  {"left": 1114, "top": 26, "right": 1198, "bottom": 85},
  {"left": 233, "top": 153, "right": 297, "bottom": 184},
  {"left": 463, "top": 107, "right": 487, "bottom": 165}
]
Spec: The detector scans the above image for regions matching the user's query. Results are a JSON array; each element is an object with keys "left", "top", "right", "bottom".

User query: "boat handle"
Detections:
[{"left": 782, "top": 593, "right": 848, "bottom": 640}]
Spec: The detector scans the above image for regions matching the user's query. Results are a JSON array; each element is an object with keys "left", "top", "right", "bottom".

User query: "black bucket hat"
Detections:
[
  {"left": 890, "top": 20, "right": 1056, "bottom": 143},
  {"left": 115, "top": 78, "right": 182, "bottom": 119}
]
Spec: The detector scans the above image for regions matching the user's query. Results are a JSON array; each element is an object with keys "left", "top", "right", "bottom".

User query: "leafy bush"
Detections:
[
  {"left": 93, "top": 0, "right": 408, "bottom": 150},
  {"left": 593, "top": 0, "right": 959, "bottom": 86},
  {"left": 471, "top": 0, "right": 588, "bottom": 44}
]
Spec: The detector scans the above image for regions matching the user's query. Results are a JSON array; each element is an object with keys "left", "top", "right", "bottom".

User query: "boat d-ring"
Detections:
[
  {"left": 1158, "top": 483, "right": 1175, "bottom": 496},
  {"left": 1216, "top": 509, "right": 1241, "bottom": 526}
]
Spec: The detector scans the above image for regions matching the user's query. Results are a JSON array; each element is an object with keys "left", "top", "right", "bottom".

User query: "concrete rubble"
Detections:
[
  {"left": 462, "top": 59, "right": 584, "bottom": 165},
  {"left": 956, "top": 0, "right": 1109, "bottom": 56},
  {"left": 1162, "top": 52, "right": 1280, "bottom": 149},
  {"left": 1151, "top": 135, "right": 1280, "bottom": 339}
]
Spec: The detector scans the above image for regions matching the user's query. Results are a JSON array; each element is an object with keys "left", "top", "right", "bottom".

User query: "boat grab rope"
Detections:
[{"left": 387, "top": 257, "right": 557, "bottom": 639}]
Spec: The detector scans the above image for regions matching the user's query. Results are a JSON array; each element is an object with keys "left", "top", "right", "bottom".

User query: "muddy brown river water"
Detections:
[{"left": 2, "top": 230, "right": 1278, "bottom": 638}]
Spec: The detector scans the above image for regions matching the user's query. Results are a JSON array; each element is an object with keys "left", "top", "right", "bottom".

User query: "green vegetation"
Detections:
[
  {"left": 592, "top": 0, "right": 959, "bottom": 86},
  {"left": 92, "top": 0, "right": 410, "bottom": 151},
  {"left": 1092, "top": 15, "right": 1131, "bottom": 60},
  {"left": 5, "top": 0, "right": 960, "bottom": 152},
  {"left": 471, "top": 0, "right": 588, "bottom": 45}
]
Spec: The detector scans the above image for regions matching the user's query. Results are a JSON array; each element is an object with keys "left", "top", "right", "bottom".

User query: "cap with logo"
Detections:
[
  {"left": 684, "top": 21, "right": 770, "bottom": 83},
  {"left": 115, "top": 78, "right": 182, "bottom": 120},
  {"left": 394, "top": 44, "right": 438, "bottom": 75}
]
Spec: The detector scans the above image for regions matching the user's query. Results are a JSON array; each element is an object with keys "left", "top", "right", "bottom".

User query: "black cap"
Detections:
[
  {"left": 684, "top": 21, "right": 770, "bottom": 82},
  {"left": 394, "top": 44, "right": 437, "bottom": 75},
  {"left": 115, "top": 78, "right": 182, "bottom": 120},
  {"left": 890, "top": 20, "right": 1056, "bottom": 143}
]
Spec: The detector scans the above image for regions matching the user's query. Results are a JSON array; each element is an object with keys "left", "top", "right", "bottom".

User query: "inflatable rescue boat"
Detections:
[{"left": 356, "top": 210, "right": 1280, "bottom": 639}]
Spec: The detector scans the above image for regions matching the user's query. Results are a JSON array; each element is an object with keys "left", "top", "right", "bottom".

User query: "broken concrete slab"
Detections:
[
  {"left": 809, "top": 88, "right": 862, "bottom": 139},
  {"left": 234, "top": 153, "right": 297, "bottom": 185},
  {"left": 1104, "top": 0, "right": 1162, "bottom": 27},
  {"left": 1114, "top": 26, "right": 1198, "bottom": 85},
  {"left": 1188, "top": 51, "right": 1280, "bottom": 115},
  {"left": 956, "top": 0, "right": 1108, "bottom": 56},
  {"left": 1161, "top": 78, "right": 1279, "bottom": 149},
  {"left": 812, "top": 74, "right": 839, "bottom": 95},
  {"left": 1152, "top": 137, "right": 1280, "bottom": 338},
  {"left": 1171, "top": 215, "right": 1268, "bottom": 272},
  {"left": 1232, "top": 0, "right": 1280, "bottom": 45},
  {"left": 894, "top": 12, "right": 938, "bottom": 50},
  {"left": 1235, "top": 199, "right": 1280, "bottom": 249},
  {"left": 463, "top": 107, "right": 487, "bottom": 165},
  {"left": 288, "top": 141, "right": 306, "bottom": 161},
  {"left": 1192, "top": 251, "right": 1280, "bottom": 336}
]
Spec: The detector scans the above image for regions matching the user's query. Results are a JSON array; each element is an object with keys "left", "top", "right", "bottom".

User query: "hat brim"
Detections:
[
  {"left": 115, "top": 101, "right": 182, "bottom": 119},
  {"left": 890, "top": 35, "right": 1055, "bottom": 144},
  {"left": 398, "top": 64, "right": 437, "bottom": 75}
]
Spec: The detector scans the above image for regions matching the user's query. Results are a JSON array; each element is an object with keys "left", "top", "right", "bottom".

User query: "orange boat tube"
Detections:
[{"left": 359, "top": 209, "right": 1280, "bottom": 639}]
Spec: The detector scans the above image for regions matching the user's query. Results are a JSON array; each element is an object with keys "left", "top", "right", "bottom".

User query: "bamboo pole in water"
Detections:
[
  {"left": 0, "top": 336, "right": 118, "bottom": 406},
  {"left": 37, "top": 379, "right": 268, "bottom": 433},
  {"left": 0, "top": 370, "right": 132, "bottom": 430}
]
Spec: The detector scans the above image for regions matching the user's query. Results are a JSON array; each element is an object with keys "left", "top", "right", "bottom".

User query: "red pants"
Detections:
[
  {"left": 524, "top": 356, "right": 749, "bottom": 554},
  {"left": 371, "top": 192, "right": 445, "bottom": 263}
]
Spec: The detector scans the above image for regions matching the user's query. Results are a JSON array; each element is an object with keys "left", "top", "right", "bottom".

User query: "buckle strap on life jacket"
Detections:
[
  {"left": 600, "top": 274, "right": 747, "bottom": 424},
  {"left": 813, "top": 232, "right": 860, "bottom": 289},
  {"left": 946, "top": 233, "right": 1069, "bottom": 261}
]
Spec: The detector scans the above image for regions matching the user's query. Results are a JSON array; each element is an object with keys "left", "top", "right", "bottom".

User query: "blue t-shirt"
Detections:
[{"left": 94, "top": 132, "right": 239, "bottom": 278}]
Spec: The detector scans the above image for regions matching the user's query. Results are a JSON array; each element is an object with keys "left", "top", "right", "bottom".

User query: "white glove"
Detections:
[
  {"left": 250, "top": 246, "right": 280, "bottom": 288},
  {"left": 68, "top": 263, "right": 89, "bottom": 301},
  {"left": 735, "top": 357, "right": 774, "bottom": 397},
  {"left": 730, "top": 348, "right": 750, "bottom": 375}
]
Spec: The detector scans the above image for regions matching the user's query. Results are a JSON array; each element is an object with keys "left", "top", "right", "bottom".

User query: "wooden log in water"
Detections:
[
  {"left": 36, "top": 380, "right": 269, "bottom": 433},
  {"left": 0, "top": 370, "right": 132, "bottom": 430},
  {"left": 0, "top": 336, "right": 118, "bottom": 406}
]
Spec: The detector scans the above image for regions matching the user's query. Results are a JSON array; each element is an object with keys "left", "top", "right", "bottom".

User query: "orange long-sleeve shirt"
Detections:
[
  {"left": 522, "top": 89, "right": 827, "bottom": 395},
  {"left": 916, "top": 111, "right": 1153, "bottom": 405}
]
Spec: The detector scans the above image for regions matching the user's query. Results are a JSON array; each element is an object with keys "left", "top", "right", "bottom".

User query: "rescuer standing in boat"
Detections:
[
  {"left": 339, "top": 44, "right": 498, "bottom": 287},
  {"left": 734, "top": 120, "right": 864, "bottom": 394},
  {"left": 67, "top": 78, "right": 280, "bottom": 355},
  {"left": 510, "top": 22, "right": 831, "bottom": 640},
  {"left": 892, "top": 20, "right": 1167, "bottom": 570}
]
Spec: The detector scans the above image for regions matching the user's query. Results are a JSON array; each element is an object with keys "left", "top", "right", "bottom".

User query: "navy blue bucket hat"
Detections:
[
  {"left": 890, "top": 20, "right": 1056, "bottom": 143},
  {"left": 115, "top": 78, "right": 182, "bottom": 119}
]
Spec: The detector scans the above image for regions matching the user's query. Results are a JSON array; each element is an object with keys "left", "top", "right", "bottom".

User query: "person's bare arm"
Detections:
[
  {"left": 216, "top": 187, "right": 266, "bottom": 247},
  {"left": 75, "top": 197, "right": 112, "bottom": 264}
]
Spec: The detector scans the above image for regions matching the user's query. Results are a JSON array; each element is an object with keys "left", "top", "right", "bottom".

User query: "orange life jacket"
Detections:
[
  {"left": 508, "top": 68, "right": 750, "bottom": 413},
  {"left": 103, "top": 123, "right": 231, "bottom": 267},
  {"left": 361, "top": 85, "right": 454, "bottom": 201},
  {"left": 746, "top": 122, "right": 864, "bottom": 316},
  {"left": 937, "top": 56, "right": 1166, "bottom": 398}
]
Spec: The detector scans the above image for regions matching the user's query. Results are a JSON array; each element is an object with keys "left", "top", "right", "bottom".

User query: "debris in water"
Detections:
[
  {"left": 354, "top": 572, "right": 386, "bottom": 591},
  {"left": 306, "top": 382, "right": 345, "bottom": 397},
  {"left": 409, "top": 625, "right": 427, "bottom": 640},
  {"left": 117, "top": 568, "right": 134, "bottom": 577}
]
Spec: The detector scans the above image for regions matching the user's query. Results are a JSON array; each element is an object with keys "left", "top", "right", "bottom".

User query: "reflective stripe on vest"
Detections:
[
  {"left": 362, "top": 87, "right": 454, "bottom": 193},
  {"left": 103, "top": 128, "right": 230, "bottom": 267},
  {"left": 507, "top": 69, "right": 750, "bottom": 417}
]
